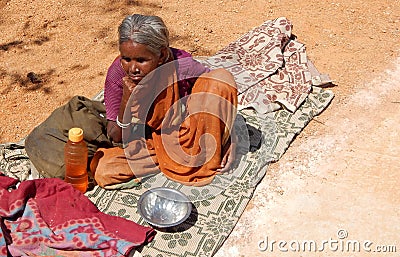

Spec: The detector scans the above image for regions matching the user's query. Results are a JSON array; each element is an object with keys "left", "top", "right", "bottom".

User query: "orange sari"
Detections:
[{"left": 91, "top": 64, "right": 237, "bottom": 187}]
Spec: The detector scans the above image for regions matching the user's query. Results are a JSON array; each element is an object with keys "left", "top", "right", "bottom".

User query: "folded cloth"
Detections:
[
  {"left": 0, "top": 174, "right": 156, "bottom": 257},
  {"left": 199, "top": 17, "right": 313, "bottom": 114}
]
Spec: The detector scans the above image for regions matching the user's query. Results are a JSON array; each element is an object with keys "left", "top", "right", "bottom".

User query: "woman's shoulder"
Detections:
[
  {"left": 170, "top": 47, "right": 192, "bottom": 59},
  {"left": 106, "top": 56, "right": 124, "bottom": 80},
  {"left": 170, "top": 47, "right": 210, "bottom": 75}
]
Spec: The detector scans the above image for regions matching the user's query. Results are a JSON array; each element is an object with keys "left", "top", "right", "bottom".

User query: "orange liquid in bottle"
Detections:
[{"left": 64, "top": 128, "right": 88, "bottom": 193}]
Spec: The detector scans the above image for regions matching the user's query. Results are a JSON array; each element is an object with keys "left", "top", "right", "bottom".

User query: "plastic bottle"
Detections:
[{"left": 64, "top": 127, "right": 88, "bottom": 193}]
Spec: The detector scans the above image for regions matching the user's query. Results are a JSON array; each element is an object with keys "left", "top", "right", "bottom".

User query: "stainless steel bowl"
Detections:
[{"left": 138, "top": 187, "right": 192, "bottom": 228}]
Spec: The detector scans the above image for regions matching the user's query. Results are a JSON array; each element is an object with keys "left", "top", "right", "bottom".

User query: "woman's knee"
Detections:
[{"left": 193, "top": 68, "right": 237, "bottom": 96}]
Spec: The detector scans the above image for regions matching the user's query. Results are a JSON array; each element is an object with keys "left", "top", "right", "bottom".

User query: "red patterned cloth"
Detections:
[{"left": 0, "top": 174, "right": 156, "bottom": 256}]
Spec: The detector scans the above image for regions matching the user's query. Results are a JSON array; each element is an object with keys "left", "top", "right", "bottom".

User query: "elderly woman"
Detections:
[{"left": 90, "top": 14, "right": 237, "bottom": 187}]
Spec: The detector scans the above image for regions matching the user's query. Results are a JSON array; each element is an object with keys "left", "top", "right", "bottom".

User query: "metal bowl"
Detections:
[{"left": 137, "top": 187, "right": 192, "bottom": 228}]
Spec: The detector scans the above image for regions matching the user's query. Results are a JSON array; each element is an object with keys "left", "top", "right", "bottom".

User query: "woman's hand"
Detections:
[
  {"left": 217, "top": 131, "right": 237, "bottom": 173},
  {"left": 119, "top": 76, "right": 138, "bottom": 123},
  {"left": 107, "top": 76, "right": 138, "bottom": 144},
  {"left": 121, "top": 76, "right": 137, "bottom": 104}
]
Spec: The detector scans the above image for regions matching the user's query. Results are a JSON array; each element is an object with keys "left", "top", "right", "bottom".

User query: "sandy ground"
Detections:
[
  {"left": 1, "top": 0, "right": 400, "bottom": 256},
  {"left": 216, "top": 58, "right": 400, "bottom": 256}
]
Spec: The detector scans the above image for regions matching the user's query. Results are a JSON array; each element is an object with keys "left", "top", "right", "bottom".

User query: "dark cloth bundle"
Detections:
[{"left": 25, "top": 96, "right": 113, "bottom": 178}]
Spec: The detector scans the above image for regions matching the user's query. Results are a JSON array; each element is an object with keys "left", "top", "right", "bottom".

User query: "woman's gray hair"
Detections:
[{"left": 118, "top": 14, "right": 169, "bottom": 55}]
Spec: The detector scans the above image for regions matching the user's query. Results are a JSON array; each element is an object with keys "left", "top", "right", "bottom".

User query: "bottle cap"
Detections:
[{"left": 68, "top": 127, "right": 84, "bottom": 142}]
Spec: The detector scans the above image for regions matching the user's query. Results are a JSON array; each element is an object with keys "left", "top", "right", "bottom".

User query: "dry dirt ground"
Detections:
[{"left": 1, "top": 0, "right": 400, "bottom": 256}]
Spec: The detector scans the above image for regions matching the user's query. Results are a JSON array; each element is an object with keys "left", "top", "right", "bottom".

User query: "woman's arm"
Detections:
[
  {"left": 106, "top": 120, "right": 122, "bottom": 143},
  {"left": 106, "top": 76, "right": 136, "bottom": 143}
]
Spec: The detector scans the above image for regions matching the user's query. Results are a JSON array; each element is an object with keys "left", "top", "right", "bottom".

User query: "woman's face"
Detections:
[{"left": 119, "top": 40, "right": 166, "bottom": 84}]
